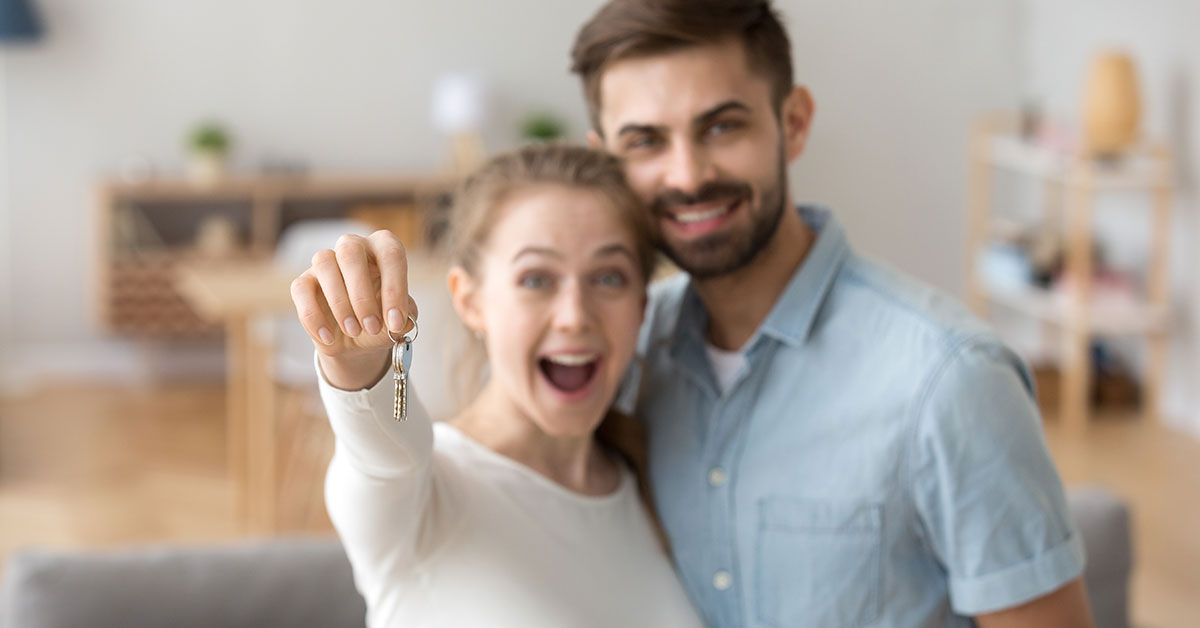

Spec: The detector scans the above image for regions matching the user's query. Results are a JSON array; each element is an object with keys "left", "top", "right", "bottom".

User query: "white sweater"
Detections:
[{"left": 317, "top": 355, "right": 704, "bottom": 628}]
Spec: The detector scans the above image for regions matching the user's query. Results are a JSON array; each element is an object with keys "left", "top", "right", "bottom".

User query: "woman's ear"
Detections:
[{"left": 447, "top": 265, "right": 484, "bottom": 335}]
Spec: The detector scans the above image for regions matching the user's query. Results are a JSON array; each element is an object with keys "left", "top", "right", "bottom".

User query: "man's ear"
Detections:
[
  {"left": 781, "top": 85, "right": 816, "bottom": 162},
  {"left": 447, "top": 266, "right": 484, "bottom": 335},
  {"left": 587, "top": 129, "right": 604, "bottom": 149}
]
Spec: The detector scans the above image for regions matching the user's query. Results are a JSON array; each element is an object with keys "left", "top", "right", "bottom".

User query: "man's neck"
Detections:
[{"left": 693, "top": 204, "right": 814, "bottom": 351}]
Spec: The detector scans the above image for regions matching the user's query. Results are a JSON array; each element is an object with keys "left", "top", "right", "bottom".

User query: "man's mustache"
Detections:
[{"left": 650, "top": 181, "right": 752, "bottom": 217}]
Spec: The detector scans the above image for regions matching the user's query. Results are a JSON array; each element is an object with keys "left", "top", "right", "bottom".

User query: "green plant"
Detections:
[
  {"left": 187, "top": 122, "right": 231, "bottom": 154},
  {"left": 520, "top": 113, "right": 565, "bottom": 143}
]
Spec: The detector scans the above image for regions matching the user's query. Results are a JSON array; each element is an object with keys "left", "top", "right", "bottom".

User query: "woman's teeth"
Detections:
[{"left": 544, "top": 353, "right": 598, "bottom": 366}]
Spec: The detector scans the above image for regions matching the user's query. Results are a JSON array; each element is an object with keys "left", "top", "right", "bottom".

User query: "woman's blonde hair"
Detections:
[
  {"left": 445, "top": 144, "right": 664, "bottom": 544},
  {"left": 446, "top": 143, "right": 656, "bottom": 281}
]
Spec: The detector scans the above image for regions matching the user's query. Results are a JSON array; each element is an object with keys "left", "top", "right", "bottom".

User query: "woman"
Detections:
[{"left": 289, "top": 145, "right": 702, "bottom": 627}]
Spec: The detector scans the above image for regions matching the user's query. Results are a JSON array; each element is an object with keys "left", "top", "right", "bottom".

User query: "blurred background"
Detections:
[{"left": 1, "top": 1, "right": 1197, "bottom": 627}]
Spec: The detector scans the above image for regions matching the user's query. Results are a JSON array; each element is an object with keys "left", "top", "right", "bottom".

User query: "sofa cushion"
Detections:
[{"left": 1, "top": 536, "right": 365, "bottom": 628}]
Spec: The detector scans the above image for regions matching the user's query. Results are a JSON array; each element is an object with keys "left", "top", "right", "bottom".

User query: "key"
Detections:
[{"left": 389, "top": 315, "right": 418, "bottom": 422}]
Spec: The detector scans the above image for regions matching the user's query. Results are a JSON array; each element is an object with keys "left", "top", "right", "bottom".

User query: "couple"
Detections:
[{"left": 289, "top": 1, "right": 1093, "bottom": 626}]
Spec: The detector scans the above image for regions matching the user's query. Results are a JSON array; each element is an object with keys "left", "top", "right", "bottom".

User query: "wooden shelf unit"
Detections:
[
  {"left": 95, "top": 174, "right": 456, "bottom": 341},
  {"left": 965, "top": 114, "right": 1173, "bottom": 431}
]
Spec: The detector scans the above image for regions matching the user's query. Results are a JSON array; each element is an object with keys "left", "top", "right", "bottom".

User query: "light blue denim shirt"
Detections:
[{"left": 627, "top": 206, "right": 1085, "bottom": 627}]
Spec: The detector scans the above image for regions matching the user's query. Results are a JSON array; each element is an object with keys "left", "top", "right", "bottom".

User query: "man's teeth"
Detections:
[
  {"left": 673, "top": 204, "right": 732, "bottom": 224},
  {"left": 545, "top": 353, "right": 598, "bottom": 366}
]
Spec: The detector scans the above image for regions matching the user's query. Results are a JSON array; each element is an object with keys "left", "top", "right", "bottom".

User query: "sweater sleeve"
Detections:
[{"left": 315, "top": 351, "right": 458, "bottom": 599}]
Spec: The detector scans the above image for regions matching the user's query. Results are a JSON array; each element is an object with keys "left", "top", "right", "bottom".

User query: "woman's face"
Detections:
[{"left": 454, "top": 184, "right": 647, "bottom": 438}]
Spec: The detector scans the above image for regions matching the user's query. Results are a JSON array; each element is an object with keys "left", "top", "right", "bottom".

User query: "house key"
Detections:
[{"left": 388, "top": 314, "right": 419, "bottom": 422}]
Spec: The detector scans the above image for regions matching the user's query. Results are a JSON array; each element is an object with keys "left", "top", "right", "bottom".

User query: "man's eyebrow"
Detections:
[
  {"left": 694, "top": 100, "right": 752, "bottom": 126},
  {"left": 512, "top": 246, "right": 563, "bottom": 262},
  {"left": 614, "top": 100, "right": 752, "bottom": 138},
  {"left": 616, "top": 122, "right": 665, "bottom": 138}
]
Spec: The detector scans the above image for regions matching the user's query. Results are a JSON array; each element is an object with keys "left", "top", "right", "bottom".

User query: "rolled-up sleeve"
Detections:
[{"left": 908, "top": 339, "right": 1086, "bottom": 616}]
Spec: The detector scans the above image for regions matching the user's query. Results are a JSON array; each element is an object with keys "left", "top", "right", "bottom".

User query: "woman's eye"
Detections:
[
  {"left": 519, "top": 273, "right": 553, "bottom": 290},
  {"left": 594, "top": 271, "right": 628, "bottom": 288}
]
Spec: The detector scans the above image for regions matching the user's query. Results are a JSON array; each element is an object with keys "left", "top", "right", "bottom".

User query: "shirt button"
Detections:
[
  {"left": 712, "top": 570, "right": 733, "bottom": 591},
  {"left": 708, "top": 467, "right": 727, "bottom": 487}
]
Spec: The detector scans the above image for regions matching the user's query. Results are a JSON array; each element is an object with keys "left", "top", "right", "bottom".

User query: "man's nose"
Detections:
[{"left": 662, "top": 141, "right": 713, "bottom": 197}]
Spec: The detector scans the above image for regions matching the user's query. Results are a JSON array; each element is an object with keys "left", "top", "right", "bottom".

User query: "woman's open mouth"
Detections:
[{"left": 538, "top": 352, "right": 601, "bottom": 399}]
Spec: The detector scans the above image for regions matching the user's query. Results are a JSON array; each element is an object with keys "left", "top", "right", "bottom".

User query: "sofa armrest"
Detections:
[
  {"left": 1067, "top": 485, "right": 1133, "bottom": 628},
  {"left": 1, "top": 536, "right": 365, "bottom": 628}
]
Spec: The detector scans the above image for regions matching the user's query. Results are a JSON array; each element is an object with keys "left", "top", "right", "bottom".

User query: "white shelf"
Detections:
[
  {"left": 983, "top": 135, "right": 1169, "bottom": 192},
  {"left": 978, "top": 274, "right": 1168, "bottom": 336}
]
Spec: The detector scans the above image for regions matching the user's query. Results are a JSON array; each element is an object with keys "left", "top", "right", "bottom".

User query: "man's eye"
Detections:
[
  {"left": 708, "top": 120, "right": 741, "bottom": 137},
  {"left": 626, "top": 134, "right": 661, "bottom": 150},
  {"left": 519, "top": 274, "right": 553, "bottom": 289}
]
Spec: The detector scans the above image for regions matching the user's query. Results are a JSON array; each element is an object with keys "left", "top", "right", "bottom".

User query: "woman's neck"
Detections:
[{"left": 449, "top": 382, "right": 620, "bottom": 496}]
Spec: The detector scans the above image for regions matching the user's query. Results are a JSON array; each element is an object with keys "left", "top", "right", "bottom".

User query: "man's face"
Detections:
[{"left": 594, "top": 38, "right": 798, "bottom": 280}]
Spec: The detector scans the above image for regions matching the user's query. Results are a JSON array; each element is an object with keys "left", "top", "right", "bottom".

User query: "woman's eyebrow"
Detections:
[
  {"left": 593, "top": 243, "right": 637, "bottom": 262},
  {"left": 511, "top": 246, "right": 563, "bottom": 263}
]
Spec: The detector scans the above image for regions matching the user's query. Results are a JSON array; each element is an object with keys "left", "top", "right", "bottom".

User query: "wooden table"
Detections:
[{"left": 174, "top": 259, "right": 296, "bottom": 534}]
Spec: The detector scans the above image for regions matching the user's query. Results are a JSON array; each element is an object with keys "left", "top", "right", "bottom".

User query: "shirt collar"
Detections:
[{"left": 670, "top": 205, "right": 849, "bottom": 358}]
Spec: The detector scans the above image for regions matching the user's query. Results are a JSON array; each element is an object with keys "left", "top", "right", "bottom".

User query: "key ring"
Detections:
[{"left": 387, "top": 314, "right": 419, "bottom": 345}]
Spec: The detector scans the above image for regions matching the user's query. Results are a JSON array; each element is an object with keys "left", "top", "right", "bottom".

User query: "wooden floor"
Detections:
[{"left": 1, "top": 380, "right": 1197, "bottom": 628}]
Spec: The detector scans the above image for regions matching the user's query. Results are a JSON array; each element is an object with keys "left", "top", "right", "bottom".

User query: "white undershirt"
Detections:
[
  {"left": 705, "top": 342, "right": 749, "bottom": 396},
  {"left": 315, "top": 353, "right": 703, "bottom": 628}
]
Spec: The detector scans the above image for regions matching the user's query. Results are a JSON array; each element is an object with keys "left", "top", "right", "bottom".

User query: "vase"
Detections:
[
  {"left": 1081, "top": 51, "right": 1141, "bottom": 157},
  {"left": 189, "top": 150, "right": 227, "bottom": 186}
]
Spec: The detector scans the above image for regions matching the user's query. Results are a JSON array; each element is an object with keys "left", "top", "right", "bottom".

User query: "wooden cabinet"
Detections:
[{"left": 95, "top": 174, "right": 455, "bottom": 340}]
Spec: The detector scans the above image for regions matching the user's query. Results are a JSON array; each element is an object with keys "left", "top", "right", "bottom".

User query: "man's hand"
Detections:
[
  {"left": 975, "top": 578, "right": 1094, "bottom": 628},
  {"left": 289, "top": 230, "right": 418, "bottom": 390}
]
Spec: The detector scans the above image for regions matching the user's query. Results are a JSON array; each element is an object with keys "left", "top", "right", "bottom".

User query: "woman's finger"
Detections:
[
  {"left": 289, "top": 270, "right": 339, "bottom": 347},
  {"left": 311, "top": 247, "right": 360, "bottom": 337},
  {"left": 335, "top": 233, "right": 384, "bottom": 336},
  {"left": 367, "top": 230, "right": 412, "bottom": 334}
]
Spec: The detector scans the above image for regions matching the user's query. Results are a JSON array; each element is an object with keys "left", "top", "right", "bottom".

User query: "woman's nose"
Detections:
[{"left": 552, "top": 281, "right": 593, "bottom": 332}]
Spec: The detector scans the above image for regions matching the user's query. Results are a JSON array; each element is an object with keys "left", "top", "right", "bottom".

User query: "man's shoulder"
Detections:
[{"left": 831, "top": 254, "right": 996, "bottom": 353}]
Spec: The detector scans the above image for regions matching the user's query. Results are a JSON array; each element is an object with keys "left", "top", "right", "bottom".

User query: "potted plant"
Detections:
[
  {"left": 187, "top": 122, "right": 232, "bottom": 184},
  {"left": 520, "top": 112, "right": 565, "bottom": 144}
]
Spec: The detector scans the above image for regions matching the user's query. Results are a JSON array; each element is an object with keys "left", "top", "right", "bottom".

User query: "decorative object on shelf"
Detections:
[
  {"left": 520, "top": 112, "right": 565, "bottom": 144},
  {"left": 0, "top": 0, "right": 42, "bottom": 41},
  {"left": 1082, "top": 50, "right": 1141, "bottom": 158},
  {"left": 430, "top": 73, "right": 488, "bottom": 177},
  {"left": 186, "top": 121, "right": 232, "bottom": 185}
]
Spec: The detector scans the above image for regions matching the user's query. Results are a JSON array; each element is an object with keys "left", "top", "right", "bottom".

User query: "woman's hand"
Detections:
[{"left": 289, "top": 230, "right": 418, "bottom": 390}]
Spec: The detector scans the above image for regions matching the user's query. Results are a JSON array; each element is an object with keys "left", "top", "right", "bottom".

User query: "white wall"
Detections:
[
  {"left": 0, "top": 0, "right": 1022, "bottom": 385},
  {"left": 1022, "top": 0, "right": 1200, "bottom": 437}
]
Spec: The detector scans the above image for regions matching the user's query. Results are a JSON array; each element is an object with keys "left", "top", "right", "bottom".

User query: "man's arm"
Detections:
[{"left": 976, "top": 578, "right": 1094, "bottom": 628}]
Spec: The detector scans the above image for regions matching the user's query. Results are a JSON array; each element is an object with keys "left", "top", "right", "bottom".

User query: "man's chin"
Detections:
[{"left": 663, "top": 240, "right": 749, "bottom": 281}]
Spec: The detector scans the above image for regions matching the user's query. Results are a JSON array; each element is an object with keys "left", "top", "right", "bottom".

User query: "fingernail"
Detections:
[
  {"left": 318, "top": 327, "right": 334, "bottom": 345},
  {"left": 388, "top": 308, "right": 403, "bottom": 331},
  {"left": 363, "top": 315, "right": 381, "bottom": 335},
  {"left": 343, "top": 317, "right": 362, "bottom": 337}
]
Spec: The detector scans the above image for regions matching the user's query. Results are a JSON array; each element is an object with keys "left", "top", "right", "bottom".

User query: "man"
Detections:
[{"left": 569, "top": 1, "right": 1092, "bottom": 626}]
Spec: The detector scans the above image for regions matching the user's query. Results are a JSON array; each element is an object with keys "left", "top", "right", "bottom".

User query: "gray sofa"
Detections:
[{"left": 1, "top": 487, "right": 1132, "bottom": 628}]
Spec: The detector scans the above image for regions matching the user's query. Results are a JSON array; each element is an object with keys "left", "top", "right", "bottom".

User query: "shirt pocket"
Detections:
[{"left": 754, "top": 497, "right": 883, "bottom": 628}]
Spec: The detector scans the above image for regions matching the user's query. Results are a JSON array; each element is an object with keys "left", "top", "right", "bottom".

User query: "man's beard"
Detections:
[{"left": 650, "top": 151, "right": 788, "bottom": 281}]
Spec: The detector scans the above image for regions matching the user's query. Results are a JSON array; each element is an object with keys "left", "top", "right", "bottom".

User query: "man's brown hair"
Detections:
[{"left": 570, "top": 0, "right": 794, "bottom": 134}]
